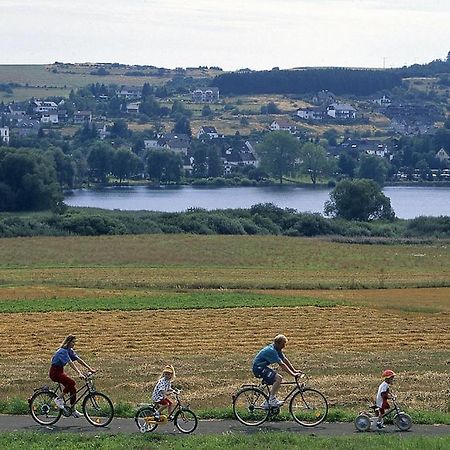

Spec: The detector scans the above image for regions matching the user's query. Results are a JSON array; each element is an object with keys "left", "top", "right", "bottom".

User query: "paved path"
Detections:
[{"left": 1, "top": 415, "right": 449, "bottom": 437}]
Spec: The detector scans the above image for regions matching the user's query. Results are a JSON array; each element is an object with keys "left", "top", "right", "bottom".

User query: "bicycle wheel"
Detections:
[
  {"left": 289, "top": 388, "right": 328, "bottom": 427},
  {"left": 395, "top": 412, "right": 412, "bottom": 431},
  {"left": 135, "top": 406, "right": 159, "bottom": 433},
  {"left": 354, "top": 413, "right": 371, "bottom": 432},
  {"left": 232, "top": 387, "right": 270, "bottom": 426},
  {"left": 29, "top": 390, "right": 62, "bottom": 426},
  {"left": 82, "top": 392, "right": 114, "bottom": 427},
  {"left": 174, "top": 408, "right": 198, "bottom": 434}
]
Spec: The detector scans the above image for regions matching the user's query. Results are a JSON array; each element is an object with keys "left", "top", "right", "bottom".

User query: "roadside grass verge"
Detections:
[
  {"left": 0, "top": 432, "right": 449, "bottom": 450},
  {"left": 2, "top": 399, "right": 449, "bottom": 425}
]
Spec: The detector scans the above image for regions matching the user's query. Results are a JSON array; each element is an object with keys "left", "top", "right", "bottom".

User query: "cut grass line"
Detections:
[{"left": 0, "top": 292, "right": 339, "bottom": 313}]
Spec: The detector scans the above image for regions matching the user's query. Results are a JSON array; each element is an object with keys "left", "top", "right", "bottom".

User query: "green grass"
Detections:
[
  {"left": 0, "top": 432, "right": 449, "bottom": 450},
  {"left": 2, "top": 397, "right": 449, "bottom": 425},
  {"left": 0, "top": 291, "right": 338, "bottom": 313}
]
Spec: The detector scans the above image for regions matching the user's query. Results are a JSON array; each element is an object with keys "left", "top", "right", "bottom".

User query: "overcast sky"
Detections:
[{"left": 1, "top": 0, "right": 449, "bottom": 70}]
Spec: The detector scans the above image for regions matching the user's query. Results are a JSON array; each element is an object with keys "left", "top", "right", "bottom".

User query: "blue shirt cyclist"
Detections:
[{"left": 252, "top": 334, "right": 303, "bottom": 407}]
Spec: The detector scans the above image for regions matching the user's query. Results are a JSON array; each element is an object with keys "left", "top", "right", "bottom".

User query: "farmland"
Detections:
[{"left": 0, "top": 235, "right": 449, "bottom": 418}]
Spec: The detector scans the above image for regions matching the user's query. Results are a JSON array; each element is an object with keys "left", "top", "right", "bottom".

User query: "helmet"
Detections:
[{"left": 382, "top": 369, "right": 396, "bottom": 379}]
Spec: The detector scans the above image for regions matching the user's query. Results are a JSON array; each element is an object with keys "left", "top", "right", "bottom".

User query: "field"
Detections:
[{"left": 0, "top": 235, "right": 449, "bottom": 419}]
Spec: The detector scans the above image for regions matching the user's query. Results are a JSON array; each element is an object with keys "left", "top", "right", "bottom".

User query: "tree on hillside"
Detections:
[
  {"left": 87, "top": 142, "right": 114, "bottom": 184},
  {"left": 146, "top": 150, "right": 182, "bottom": 184},
  {"left": 111, "top": 148, "right": 142, "bottom": 184},
  {"left": 357, "top": 154, "right": 390, "bottom": 186},
  {"left": 299, "top": 142, "right": 333, "bottom": 185},
  {"left": 324, "top": 178, "right": 395, "bottom": 221},
  {"left": 256, "top": 132, "right": 301, "bottom": 184}
]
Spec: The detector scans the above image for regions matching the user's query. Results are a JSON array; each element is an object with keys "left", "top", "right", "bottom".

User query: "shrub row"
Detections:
[{"left": 0, "top": 204, "right": 449, "bottom": 239}]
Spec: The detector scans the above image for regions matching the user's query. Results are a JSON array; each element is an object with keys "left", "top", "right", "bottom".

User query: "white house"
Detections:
[
  {"left": 116, "top": 87, "right": 141, "bottom": 100},
  {"left": 373, "top": 95, "right": 392, "bottom": 107},
  {"left": 126, "top": 102, "right": 140, "bottom": 114},
  {"left": 296, "top": 107, "right": 327, "bottom": 121},
  {"left": 436, "top": 147, "right": 450, "bottom": 163},
  {"left": 269, "top": 119, "right": 296, "bottom": 132},
  {"left": 197, "top": 125, "right": 219, "bottom": 139},
  {"left": 327, "top": 103, "right": 356, "bottom": 119},
  {"left": 191, "top": 87, "right": 220, "bottom": 103},
  {"left": 73, "top": 111, "right": 93, "bottom": 124},
  {"left": 0, "top": 126, "right": 9, "bottom": 144},
  {"left": 40, "top": 111, "right": 59, "bottom": 124}
]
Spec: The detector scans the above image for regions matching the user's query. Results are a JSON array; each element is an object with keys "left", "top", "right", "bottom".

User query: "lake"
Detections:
[{"left": 64, "top": 185, "right": 450, "bottom": 219}]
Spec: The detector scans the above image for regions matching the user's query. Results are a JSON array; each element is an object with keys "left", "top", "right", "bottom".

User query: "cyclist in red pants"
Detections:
[{"left": 49, "top": 335, "right": 96, "bottom": 417}]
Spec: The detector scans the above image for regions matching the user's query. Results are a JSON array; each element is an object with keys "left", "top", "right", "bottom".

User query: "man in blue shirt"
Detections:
[{"left": 252, "top": 334, "right": 302, "bottom": 407}]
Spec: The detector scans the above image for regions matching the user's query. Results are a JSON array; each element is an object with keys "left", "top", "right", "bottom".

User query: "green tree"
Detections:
[
  {"left": 207, "top": 147, "right": 223, "bottom": 177},
  {"left": 324, "top": 178, "right": 395, "bottom": 221},
  {"left": 87, "top": 142, "right": 114, "bottom": 183},
  {"left": 191, "top": 141, "right": 208, "bottom": 178},
  {"left": 300, "top": 142, "right": 332, "bottom": 185},
  {"left": 172, "top": 115, "right": 192, "bottom": 137},
  {"left": 338, "top": 153, "right": 357, "bottom": 178},
  {"left": 256, "top": 132, "right": 301, "bottom": 184},
  {"left": 0, "top": 148, "right": 63, "bottom": 211},
  {"left": 146, "top": 150, "right": 182, "bottom": 184},
  {"left": 111, "top": 148, "right": 141, "bottom": 184},
  {"left": 357, "top": 154, "right": 390, "bottom": 185}
]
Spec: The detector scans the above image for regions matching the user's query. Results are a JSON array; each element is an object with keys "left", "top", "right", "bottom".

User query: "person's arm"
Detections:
[
  {"left": 75, "top": 356, "right": 96, "bottom": 373},
  {"left": 279, "top": 361, "right": 301, "bottom": 377},
  {"left": 68, "top": 361, "right": 85, "bottom": 378}
]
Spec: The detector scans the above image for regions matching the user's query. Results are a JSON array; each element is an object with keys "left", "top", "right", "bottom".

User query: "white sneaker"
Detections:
[
  {"left": 71, "top": 409, "right": 83, "bottom": 418},
  {"left": 268, "top": 397, "right": 284, "bottom": 407},
  {"left": 54, "top": 397, "right": 65, "bottom": 410}
]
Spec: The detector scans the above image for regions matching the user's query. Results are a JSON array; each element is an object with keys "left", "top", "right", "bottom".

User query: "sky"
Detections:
[{"left": 1, "top": 0, "right": 449, "bottom": 70}]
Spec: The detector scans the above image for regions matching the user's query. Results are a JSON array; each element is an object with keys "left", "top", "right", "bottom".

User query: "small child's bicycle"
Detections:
[
  {"left": 134, "top": 389, "right": 198, "bottom": 434},
  {"left": 354, "top": 394, "right": 412, "bottom": 432}
]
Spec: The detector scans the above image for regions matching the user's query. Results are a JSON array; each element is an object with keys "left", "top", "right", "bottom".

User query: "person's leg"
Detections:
[
  {"left": 270, "top": 373, "right": 282, "bottom": 400},
  {"left": 49, "top": 367, "right": 76, "bottom": 405},
  {"left": 59, "top": 373, "right": 77, "bottom": 406}
]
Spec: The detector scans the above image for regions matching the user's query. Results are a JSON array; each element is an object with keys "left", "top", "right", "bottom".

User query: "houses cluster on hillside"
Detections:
[
  {"left": 292, "top": 90, "right": 440, "bottom": 136},
  {"left": 142, "top": 126, "right": 257, "bottom": 175}
]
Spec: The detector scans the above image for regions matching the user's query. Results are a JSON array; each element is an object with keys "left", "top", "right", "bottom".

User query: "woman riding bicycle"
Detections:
[{"left": 49, "top": 334, "right": 96, "bottom": 418}]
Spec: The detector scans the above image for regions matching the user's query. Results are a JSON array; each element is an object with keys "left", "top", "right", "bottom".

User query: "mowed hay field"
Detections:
[{"left": 0, "top": 235, "right": 449, "bottom": 415}]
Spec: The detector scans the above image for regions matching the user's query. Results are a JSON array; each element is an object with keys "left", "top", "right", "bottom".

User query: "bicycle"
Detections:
[
  {"left": 232, "top": 374, "right": 328, "bottom": 427},
  {"left": 354, "top": 394, "right": 412, "bottom": 432},
  {"left": 28, "top": 371, "right": 114, "bottom": 427},
  {"left": 135, "top": 389, "right": 198, "bottom": 434}
]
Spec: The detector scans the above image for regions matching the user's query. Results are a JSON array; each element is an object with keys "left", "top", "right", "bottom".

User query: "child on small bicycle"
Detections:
[
  {"left": 151, "top": 365, "right": 176, "bottom": 419},
  {"left": 375, "top": 369, "right": 396, "bottom": 428}
]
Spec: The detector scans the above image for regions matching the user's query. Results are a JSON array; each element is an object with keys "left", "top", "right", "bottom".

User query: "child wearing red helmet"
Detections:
[{"left": 375, "top": 369, "right": 396, "bottom": 429}]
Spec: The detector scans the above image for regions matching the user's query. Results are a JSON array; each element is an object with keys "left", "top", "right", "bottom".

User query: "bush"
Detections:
[
  {"left": 61, "top": 215, "right": 126, "bottom": 235},
  {"left": 286, "top": 213, "right": 334, "bottom": 237},
  {"left": 206, "top": 214, "right": 245, "bottom": 235},
  {"left": 406, "top": 216, "right": 450, "bottom": 237}
]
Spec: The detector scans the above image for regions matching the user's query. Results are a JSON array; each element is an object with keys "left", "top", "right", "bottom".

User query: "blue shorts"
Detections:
[{"left": 252, "top": 366, "right": 277, "bottom": 385}]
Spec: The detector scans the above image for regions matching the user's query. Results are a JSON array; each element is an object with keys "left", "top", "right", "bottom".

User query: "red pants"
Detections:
[
  {"left": 157, "top": 398, "right": 172, "bottom": 406},
  {"left": 49, "top": 365, "right": 76, "bottom": 406}
]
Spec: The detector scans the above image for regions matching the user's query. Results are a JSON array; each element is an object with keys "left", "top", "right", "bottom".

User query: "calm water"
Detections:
[{"left": 64, "top": 185, "right": 450, "bottom": 219}]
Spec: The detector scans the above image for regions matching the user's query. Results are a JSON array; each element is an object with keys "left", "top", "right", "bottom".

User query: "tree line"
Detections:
[{"left": 212, "top": 68, "right": 402, "bottom": 95}]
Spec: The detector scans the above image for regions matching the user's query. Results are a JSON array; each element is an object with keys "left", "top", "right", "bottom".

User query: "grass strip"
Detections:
[
  {"left": 0, "top": 432, "right": 449, "bottom": 450},
  {"left": 0, "top": 292, "right": 339, "bottom": 313},
  {"left": 2, "top": 399, "right": 449, "bottom": 425}
]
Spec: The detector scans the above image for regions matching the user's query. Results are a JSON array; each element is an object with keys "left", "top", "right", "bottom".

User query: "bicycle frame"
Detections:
[
  {"left": 50, "top": 374, "right": 97, "bottom": 409},
  {"left": 241, "top": 377, "right": 305, "bottom": 405}
]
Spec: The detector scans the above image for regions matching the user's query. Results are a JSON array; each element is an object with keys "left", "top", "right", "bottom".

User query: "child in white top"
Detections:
[
  {"left": 151, "top": 365, "right": 176, "bottom": 419},
  {"left": 375, "top": 369, "right": 396, "bottom": 428}
]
